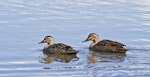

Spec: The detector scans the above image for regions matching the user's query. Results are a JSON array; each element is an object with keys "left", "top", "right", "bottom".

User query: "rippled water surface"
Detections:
[{"left": 0, "top": 0, "right": 150, "bottom": 77}]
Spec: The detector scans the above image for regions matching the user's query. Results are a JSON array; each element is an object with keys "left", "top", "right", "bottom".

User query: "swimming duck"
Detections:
[
  {"left": 82, "top": 33, "right": 127, "bottom": 53},
  {"left": 39, "top": 36, "right": 78, "bottom": 54}
]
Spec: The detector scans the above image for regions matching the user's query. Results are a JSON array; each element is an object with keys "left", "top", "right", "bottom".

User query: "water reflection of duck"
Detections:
[
  {"left": 83, "top": 33, "right": 127, "bottom": 53},
  {"left": 39, "top": 36, "right": 78, "bottom": 54},
  {"left": 88, "top": 51, "right": 126, "bottom": 63},
  {"left": 40, "top": 54, "right": 79, "bottom": 63}
]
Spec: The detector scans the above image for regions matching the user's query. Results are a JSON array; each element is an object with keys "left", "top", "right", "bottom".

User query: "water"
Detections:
[{"left": 0, "top": 0, "right": 150, "bottom": 77}]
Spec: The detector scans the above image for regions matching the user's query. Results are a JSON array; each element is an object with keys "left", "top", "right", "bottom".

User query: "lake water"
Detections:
[{"left": 0, "top": 0, "right": 150, "bottom": 77}]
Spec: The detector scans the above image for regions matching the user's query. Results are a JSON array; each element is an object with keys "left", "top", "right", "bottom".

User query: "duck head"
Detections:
[
  {"left": 39, "top": 36, "right": 54, "bottom": 45},
  {"left": 82, "top": 33, "right": 99, "bottom": 47},
  {"left": 83, "top": 33, "right": 99, "bottom": 43}
]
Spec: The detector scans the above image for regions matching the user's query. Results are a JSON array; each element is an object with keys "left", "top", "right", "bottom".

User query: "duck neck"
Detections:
[
  {"left": 44, "top": 41, "right": 54, "bottom": 49},
  {"left": 47, "top": 41, "right": 54, "bottom": 46},
  {"left": 90, "top": 39, "right": 99, "bottom": 48}
]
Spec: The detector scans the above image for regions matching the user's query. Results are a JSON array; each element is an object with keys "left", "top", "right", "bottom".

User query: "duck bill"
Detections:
[
  {"left": 38, "top": 40, "right": 44, "bottom": 44},
  {"left": 82, "top": 39, "right": 89, "bottom": 43}
]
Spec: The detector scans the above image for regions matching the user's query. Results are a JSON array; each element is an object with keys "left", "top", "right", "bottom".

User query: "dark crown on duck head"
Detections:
[
  {"left": 88, "top": 33, "right": 99, "bottom": 38},
  {"left": 45, "top": 36, "right": 52, "bottom": 38},
  {"left": 89, "top": 33, "right": 98, "bottom": 36}
]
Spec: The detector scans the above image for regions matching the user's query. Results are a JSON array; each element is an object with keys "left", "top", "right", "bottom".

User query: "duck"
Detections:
[
  {"left": 39, "top": 36, "right": 78, "bottom": 54},
  {"left": 82, "top": 33, "right": 127, "bottom": 53}
]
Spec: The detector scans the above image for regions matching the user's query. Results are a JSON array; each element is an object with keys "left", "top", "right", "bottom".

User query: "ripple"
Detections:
[
  {"left": 0, "top": 61, "right": 37, "bottom": 65},
  {"left": 133, "top": 39, "right": 150, "bottom": 42}
]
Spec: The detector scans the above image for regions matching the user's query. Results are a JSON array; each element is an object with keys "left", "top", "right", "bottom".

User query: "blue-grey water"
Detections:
[{"left": 0, "top": 0, "right": 150, "bottom": 77}]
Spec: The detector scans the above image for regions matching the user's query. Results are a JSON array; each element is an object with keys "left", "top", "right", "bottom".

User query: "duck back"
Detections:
[
  {"left": 43, "top": 43, "right": 77, "bottom": 54},
  {"left": 91, "top": 40, "right": 127, "bottom": 53}
]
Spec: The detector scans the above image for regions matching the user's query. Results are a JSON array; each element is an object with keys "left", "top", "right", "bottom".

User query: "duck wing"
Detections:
[
  {"left": 97, "top": 40, "right": 125, "bottom": 46},
  {"left": 92, "top": 40, "right": 127, "bottom": 52},
  {"left": 44, "top": 43, "right": 77, "bottom": 54}
]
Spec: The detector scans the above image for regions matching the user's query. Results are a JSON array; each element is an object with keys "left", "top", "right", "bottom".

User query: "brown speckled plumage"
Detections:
[
  {"left": 39, "top": 36, "right": 78, "bottom": 54},
  {"left": 83, "top": 33, "right": 127, "bottom": 53}
]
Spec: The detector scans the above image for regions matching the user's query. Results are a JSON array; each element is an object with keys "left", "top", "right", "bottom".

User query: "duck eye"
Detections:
[
  {"left": 44, "top": 38, "right": 47, "bottom": 40},
  {"left": 88, "top": 36, "right": 91, "bottom": 38}
]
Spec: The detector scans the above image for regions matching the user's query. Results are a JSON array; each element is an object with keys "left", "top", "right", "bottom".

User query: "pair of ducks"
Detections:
[{"left": 39, "top": 33, "right": 127, "bottom": 54}]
